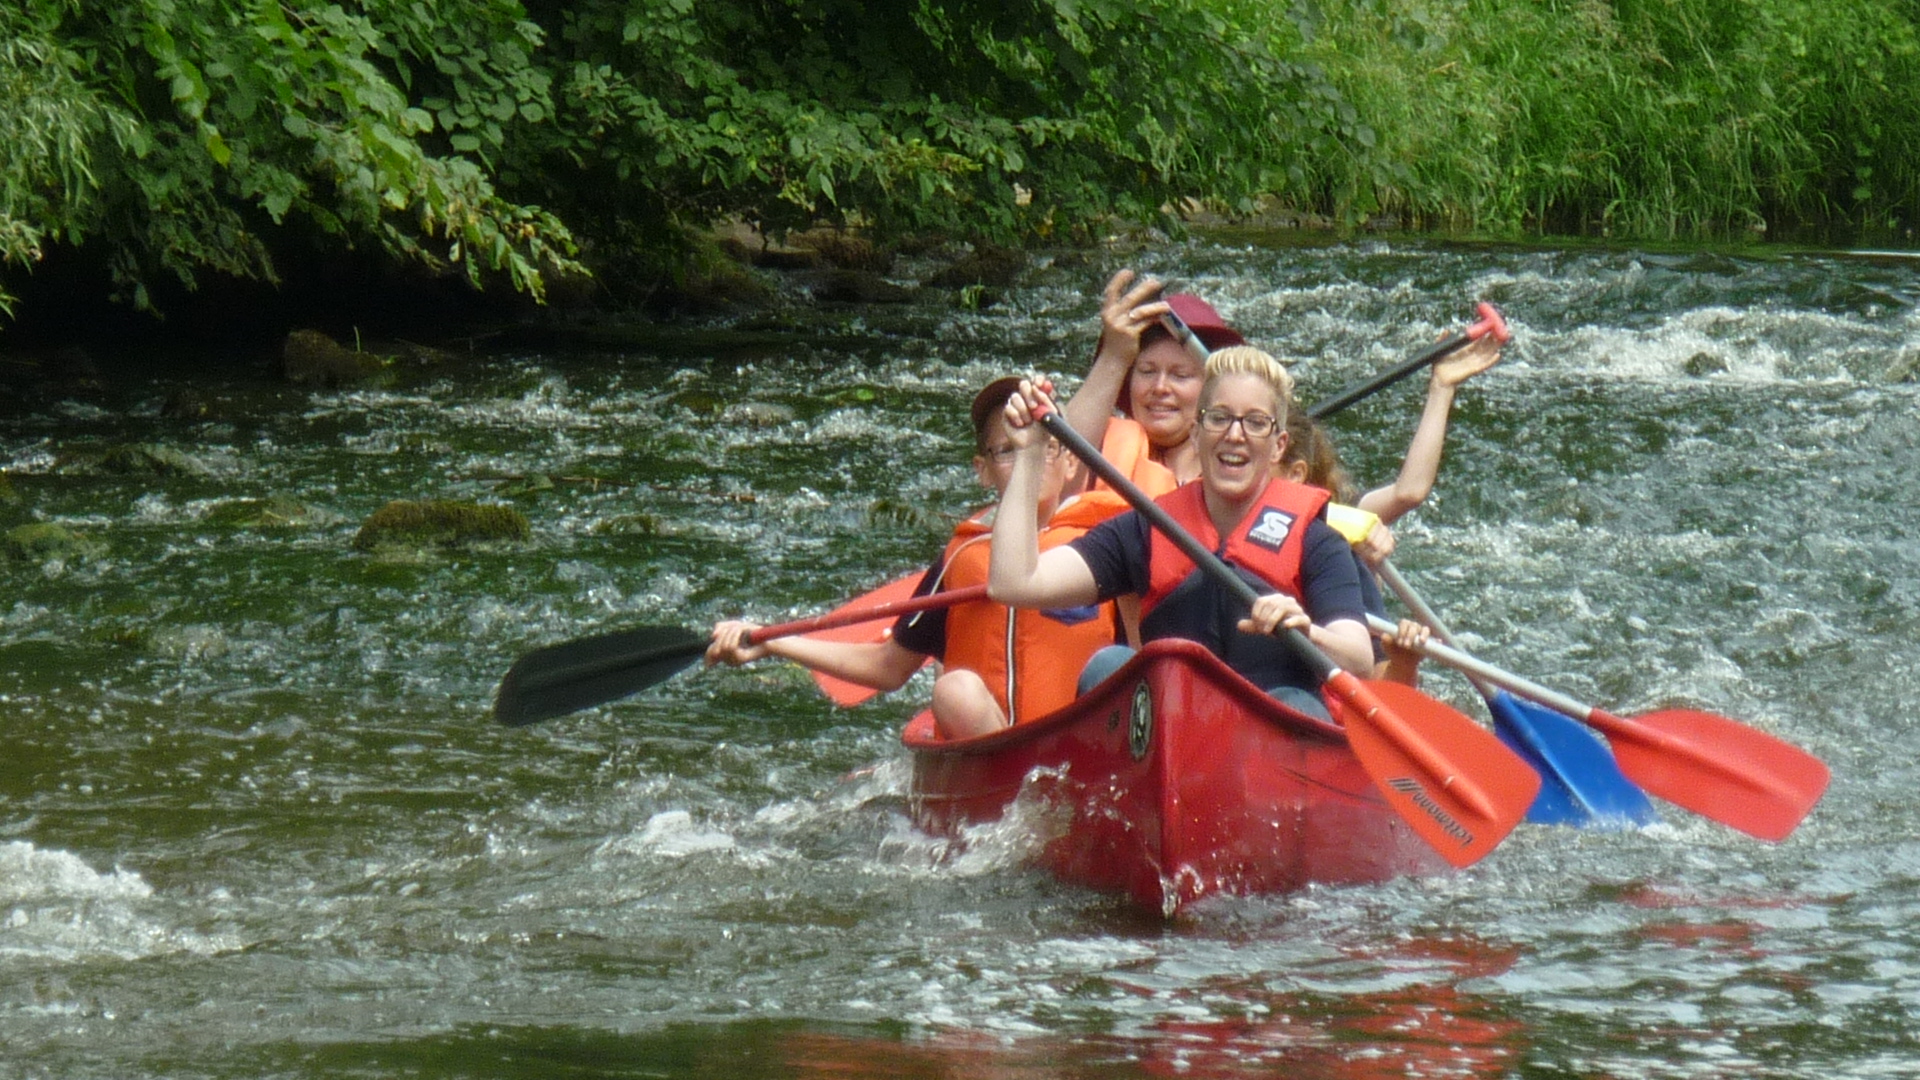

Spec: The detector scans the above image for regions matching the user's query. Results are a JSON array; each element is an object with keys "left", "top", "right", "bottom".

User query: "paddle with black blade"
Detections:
[
  {"left": 1374, "top": 560, "right": 1658, "bottom": 828},
  {"left": 493, "top": 584, "right": 987, "bottom": 728},
  {"left": 1023, "top": 393, "right": 1539, "bottom": 868},
  {"left": 1362, "top": 613, "right": 1829, "bottom": 841}
]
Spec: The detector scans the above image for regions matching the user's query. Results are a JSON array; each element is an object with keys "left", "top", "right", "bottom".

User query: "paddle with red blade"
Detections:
[
  {"left": 1373, "top": 560, "right": 1658, "bottom": 828},
  {"left": 1363, "top": 613, "right": 1829, "bottom": 841},
  {"left": 494, "top": 584, "right": 986, "bottom": 727},
  {"left": 1028, "top": 396, "right": 1538, "bottom": 867},
  {"left": 806, "top": 572, "right": 931, "bottom": 706}
]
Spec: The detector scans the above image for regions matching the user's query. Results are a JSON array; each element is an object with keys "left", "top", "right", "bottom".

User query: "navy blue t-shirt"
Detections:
[{"left": 1068, "top": 509, "right": 1370, "bottom": 693}]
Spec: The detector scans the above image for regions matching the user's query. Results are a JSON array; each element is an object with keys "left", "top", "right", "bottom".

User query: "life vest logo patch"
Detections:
[{"left": 1246, "top": 507, "right": 1296, "bottom": 551}]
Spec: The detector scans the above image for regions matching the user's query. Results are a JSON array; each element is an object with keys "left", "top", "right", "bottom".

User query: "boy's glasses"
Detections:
[{"left": 985, "top": 440, "right": 1062, "bottom": 465}]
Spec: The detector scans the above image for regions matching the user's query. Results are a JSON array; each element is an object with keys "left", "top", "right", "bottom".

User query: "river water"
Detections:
[{"left": 1, "top": 236, "right": 1916, "bottom": 1078}]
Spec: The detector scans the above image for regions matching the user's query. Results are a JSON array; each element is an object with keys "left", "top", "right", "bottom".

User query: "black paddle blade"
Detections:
[{"left": 493, "top": 625, "right": 709, "bottom": 727}]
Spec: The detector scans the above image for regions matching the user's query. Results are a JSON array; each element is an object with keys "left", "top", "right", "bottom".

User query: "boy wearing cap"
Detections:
[{"left": 706, "top": 377, "right": 1128, "bottom": 740}]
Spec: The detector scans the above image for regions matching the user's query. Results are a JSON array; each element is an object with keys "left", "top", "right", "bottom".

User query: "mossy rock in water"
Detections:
[
  {"left": 1683, "top": 351, "right": 1728, "bottom": 377},
  {"left": 0, "top": 472, "right": 17, "bottom": 506},
  {"left": 722, "top": 401, "right": 796, "bottom": 427},
  {"left": 100, "top": 443, "right": 211, "bottom": 477},
  {"left": 923, "top": 243, "right": 1026, "bottom": 289},
  {"left": 206, "top": 495, "right": 334, "bottom": 529},
  {"left": 3, "top": 522, "right": 104, "bottom": 563},
  {"left": 283, "top": 329, "right": 387, "bottom": 387},
  {"left": 352, "top": 499, "right": 531, "bottom": 551},
  {"left": 594, "top": 513, "right": 664, "bottom": 536},
  {"left": 812, "top": 269, "right": 913, "bottom": 304}
]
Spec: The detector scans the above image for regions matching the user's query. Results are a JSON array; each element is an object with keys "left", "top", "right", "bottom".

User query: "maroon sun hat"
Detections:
[
  {"left": 1164, "top": 294, "right": 1246, "bottom": 350},
  {"left": 1115, "top": 294, "right": 1245, "bottom": 419}
]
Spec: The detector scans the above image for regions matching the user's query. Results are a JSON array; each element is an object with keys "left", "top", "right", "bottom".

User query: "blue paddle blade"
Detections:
[{"left": 1487, "top": 690, "right": 1660, "bottom": 829}]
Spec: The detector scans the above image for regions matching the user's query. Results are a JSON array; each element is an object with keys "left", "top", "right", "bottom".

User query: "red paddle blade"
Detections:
[
  {"left": 806, "top": 573, "right": 927, "bottom": 706},
  {"left": 1325, "top": 674, "right": 1541, "bottom": 868},
  {"left": 1583, "top": 708, "right": 1830, "bottom": 842}
]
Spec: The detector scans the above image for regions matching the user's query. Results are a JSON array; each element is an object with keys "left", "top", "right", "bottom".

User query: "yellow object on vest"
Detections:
[{"left": 1326, "top": 502, "right": 1381, "bottom": 547}]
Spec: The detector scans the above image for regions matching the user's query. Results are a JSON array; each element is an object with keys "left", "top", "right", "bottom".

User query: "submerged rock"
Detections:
[
  {"left": 924, "top": 244, "right": 1026, "bottom": 289},
  {"left": 284, "top": 329, "right": 385, "bottom": 387},
  {"left": 3, "top": 522, "right": 103, "bottom": 564},
  {"left": 351, "top": 499, "right": 530, "bottom": 551},
  {"left": 100, "top": 443, "right": 212, "bottom": 477},
  {"left": 0, "top": 472, "right": 16, "bottom": 506},
  {"left": 206, "top": 496, "right": 337, "bottom": 529},
  {"left": 1683, "top": 351, "right": 1728, "bottom": 377},
  {"left": 812, "top": 269, "right": 913, "bottom": 304}
]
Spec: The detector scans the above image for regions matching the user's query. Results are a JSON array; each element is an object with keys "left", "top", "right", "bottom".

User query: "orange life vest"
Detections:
[
  {"left": 1143, "top": 477, "right": 1331, "bottom": 615},
  {"left": 932, "top": 491, "right": 1129, "bottom": 724},
  {"left": 1095, "top": 417, "right": 1180, "bottom": 499}
]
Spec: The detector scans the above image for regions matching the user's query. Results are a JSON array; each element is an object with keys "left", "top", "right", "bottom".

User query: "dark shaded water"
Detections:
[{"left": 2, "top": 237, "right": 1917, "bottom": 1078}]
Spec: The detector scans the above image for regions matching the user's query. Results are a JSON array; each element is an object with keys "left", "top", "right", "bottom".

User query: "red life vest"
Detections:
[
  {"left": 1095, "top": 417, "right": 1180, "bottom": 499},
  {"left": 934, "top": 491, "right": 1129, "bottom": 724},
  {"left": 1142, "top": 477, "right": 1331, "bottom": 616}
]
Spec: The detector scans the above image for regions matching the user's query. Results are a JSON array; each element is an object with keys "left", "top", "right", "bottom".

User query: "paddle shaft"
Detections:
[
  {"left": 1374, "top": 560, "right": 1494, "bottom": 697},
  {"left": 511, "top": 584, "right": 987, "bottom": 697},
  {"left": 1308, "top": 303, "right": 1509, "bottom": 419},
  {"left": 1163, "top": 302, "right": 1510, "bottom": 420},
  {"left": 745, "top": 583, "right": 987, "bottom": 646},
  {"left": 1363, "top": 611, "right": 1601, "bottom": 721}
]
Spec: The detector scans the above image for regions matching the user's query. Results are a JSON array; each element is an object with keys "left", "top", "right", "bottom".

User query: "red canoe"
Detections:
[{"left": 902, "top": 639, "right": 1449, "bottom": 915}]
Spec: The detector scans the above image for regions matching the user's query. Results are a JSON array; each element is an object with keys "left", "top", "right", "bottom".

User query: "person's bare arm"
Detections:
[
  {"left": 990, "top": 382, "right": 1104, "bottom": 609},
  {"left": 706, "top": 622, "right": 926, "bottom": 692},
  {"left": 1062, "top": 270, "right": 1170, "bottom": 455},
  {"left": 1358, "top": 334, "right": 1501, "bottom": 524}
]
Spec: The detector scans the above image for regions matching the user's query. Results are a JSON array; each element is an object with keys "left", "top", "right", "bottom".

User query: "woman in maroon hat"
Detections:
[{"left": 1062, "top": 269, "right": 1248, "bottom": 498}]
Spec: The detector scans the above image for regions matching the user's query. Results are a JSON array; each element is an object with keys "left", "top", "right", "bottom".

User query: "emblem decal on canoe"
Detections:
[
  {"left": 1386, "top": 777, "right": 1475, "bottom": 846},
  {"left": 1246, "top": 507, "right": 1296, "bottom": 551},
  {"left": 1129, "top": 682, "right": 1152, "bottom": 761}
]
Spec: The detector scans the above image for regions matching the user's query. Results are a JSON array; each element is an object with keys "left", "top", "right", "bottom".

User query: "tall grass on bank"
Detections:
[{"left": 1283, "top": 0, "right": 1920, "bottom": 241}]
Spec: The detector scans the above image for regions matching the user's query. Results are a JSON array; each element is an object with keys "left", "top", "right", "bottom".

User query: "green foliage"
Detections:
[
  {"left": 1296, "top": 0, "right": 1920, "bottom": 238},
  {"left": 0, "top": 0, "right": 582, "bottom": 319},
  {"left": 508, "top": 0, "right": 1347, "bottom": 276},
  {"left": 7, "top": 0, "right": 1920, "bottom": 327}
]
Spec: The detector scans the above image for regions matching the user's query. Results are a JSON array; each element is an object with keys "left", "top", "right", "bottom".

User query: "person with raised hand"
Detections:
[
  {"left": 1062, "top": 269, "right": 1248, "bottom": 497},
  {"left": 707, "top": 377, "right": 1126, "bottom": 740},
  {"left": 990, "top": 348, "right": 1371, "bottom": 721}
]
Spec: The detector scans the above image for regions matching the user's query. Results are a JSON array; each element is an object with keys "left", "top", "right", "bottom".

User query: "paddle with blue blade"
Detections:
[
  {"left": 494, "top": 584, "right": 987, "bottom": 727},
  {"left": 1028, "top": 394, "right": 1538, "bottom": 868},
  {"left": 1373, "top": 560, "right": 1658, "bottom": 828},
  {"left": 1362, "top": 611, "right": 1830, "bottom": 841}
]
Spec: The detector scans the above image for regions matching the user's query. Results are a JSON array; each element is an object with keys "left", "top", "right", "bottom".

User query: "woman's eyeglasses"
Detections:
[{"left": 1198, "top": 408, "right": 1277, "bottom": 438}]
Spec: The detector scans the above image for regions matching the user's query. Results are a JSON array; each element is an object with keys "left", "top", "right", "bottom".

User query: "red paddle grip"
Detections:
[{"left": 1466, "top": 302, "right": 1510, "bottom": 344}]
